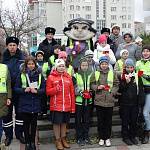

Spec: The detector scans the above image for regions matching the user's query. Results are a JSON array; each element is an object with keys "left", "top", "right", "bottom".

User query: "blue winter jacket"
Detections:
[
  {"left": 2, "top": 49, "right": 25, "bottom": 88},
  {"left": 14, "top": 69, "right": 46, "bottom": 113}
]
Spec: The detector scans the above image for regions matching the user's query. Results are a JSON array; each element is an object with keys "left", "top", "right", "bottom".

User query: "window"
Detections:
[
  {"left": 111, "top": 15, "right": 116, "bottom": 20},
  {"left": 112, "top": 0, "right": 116, "bottom": 2},
  {"left": 128, "top": 15, "right": 131, "bottom": 20},
  {"left": 122, "top": 7, "right": 126, "bottom": 11},
  {"left": 70, "top": 5, "right": 74, "bottom": 10},
  {"left": 85, "top": 14, "right": 91, "bottom": 19},
  {"left": 128, "top": 23, "right": 131, "bottom": 28},
  {"left": 85, "top": 6, "right": 91, "bottom": 11},
  {"left": 76, "top": 14, "right": 80, "bottom": 18},
  {"left": 32, "top": 36, "right": 37, "bottom": 47},
  {"left": 76, "top": 6, "right": 80, "bottom": 11},
  {"left": 70, "top": 14, "right": 74, "bottom": 19},
  {"left": 122, "top": 15, "right": 126, "bottom": 19},
  {"left": 122, "top": 23, "right": 126, "bottom": 28},
  {"left": 111, "top": 7, "right": 116, "bottom": 11}
]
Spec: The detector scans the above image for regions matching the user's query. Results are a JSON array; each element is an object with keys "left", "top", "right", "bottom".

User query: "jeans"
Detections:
[
  {"left": 0, "top": 118, "right": 3, "bottom": 142},
  {"left": 143, "top": 93, "right": 150, "bottom": 130}
]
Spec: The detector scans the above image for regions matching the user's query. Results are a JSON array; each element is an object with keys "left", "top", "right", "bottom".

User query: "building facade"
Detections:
[
  {"left": 28, "top": 0, "right": 135, "bottom": 51},
  {"left": 106, "top": 0, "right": 135, "bottom": 35}
]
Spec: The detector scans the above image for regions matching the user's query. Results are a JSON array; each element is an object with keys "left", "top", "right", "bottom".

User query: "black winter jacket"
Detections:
[{"left": 38, "top": 38, "right": 57, "bottom": 62}]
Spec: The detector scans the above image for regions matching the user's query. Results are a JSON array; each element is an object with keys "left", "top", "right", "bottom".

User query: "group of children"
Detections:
[{"left": 0, "top": 34, "right": 150, "bottom": 150}]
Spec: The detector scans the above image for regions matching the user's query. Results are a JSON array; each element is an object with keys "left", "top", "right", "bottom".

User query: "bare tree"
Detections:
[{"left": 0, "top": 0, "right": 42, "bottom": 42}]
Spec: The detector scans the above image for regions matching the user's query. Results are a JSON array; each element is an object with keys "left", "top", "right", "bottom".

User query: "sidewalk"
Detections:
[{"left": 3, "top": 133, "right": 150, "bottom": 150}]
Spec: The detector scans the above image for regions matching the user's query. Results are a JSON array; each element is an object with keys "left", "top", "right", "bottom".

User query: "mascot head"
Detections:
[{"left": 63, "top": 18, "right": 97, "bottom": 41}]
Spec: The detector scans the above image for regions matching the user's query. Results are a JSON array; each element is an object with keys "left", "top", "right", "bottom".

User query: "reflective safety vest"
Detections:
[
  {"left": 136, "top": 60, "right": 150, "bottom": 86},
  {"left": 0, "top": 64, "right": 8, "bottom": 93},
  {"left": 49, "top": 55, "right": 55, "bottom": 66},
  {"left": 75, "top": 73, "right": 93, "bottom": 105},
  {"left": 95, "top": 70, "right": 114, "bottom": 92},
  {"left": 67, "top": 65, "right": 73, "bottom": 76},
  {"left": 42, "top": 62, "right": 49, "bottom": 79},
  {"left": 117, "top": 59, "right": 124, "bottom": 71},
  {"left": 21, "top": 73, "right": 42, "bottom": 89}
]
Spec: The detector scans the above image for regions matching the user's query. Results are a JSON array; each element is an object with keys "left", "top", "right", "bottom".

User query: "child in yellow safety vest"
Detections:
[
  {"left": 35, "top": 51, "right": 50, "bottom": 118},
  {"left": 49, "top": 44, "right": 61, "bottom": 67},
  {"left": 136, "top": 45, "right": 150, "bottom": 144},
  {"left": 74, "top": 57, "right": 93, "bottom": 146},
  {"left": 90, "top": 56, "right": 119, "bottom": 147},
  {"left": 0, "top": 61, "right": 11, "bottom": 146},
  {"left": 114, "top": 49, "right": 129, "bottom": 78},
  {"left": 14, "top": 56, "right": 45, "bottom": 150}
]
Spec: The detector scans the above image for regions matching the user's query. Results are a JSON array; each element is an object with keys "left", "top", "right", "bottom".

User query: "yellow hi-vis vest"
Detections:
[
  {"left": 21, "top": 73, "right": 42, "bottom": 89},
  {"left": 67, "top": 65, "right": 73, "bottom": 76},
  {"left": 95, "top": 70, "right": 114, "bottom": 92},
  {"left": 75, "top": 73, "right": 93, "bottom": 105},
  {"left": 136, "top": 60, "right": 150, "bottom": 86},
  {"left": 117, "top": 59, "right": 124, "bottom": 71},
  {"left": 0, "top": 64, "right": 8, "bottom": 93},
  {"left": 49, "top": 55, "right": 55, "bottom": 66},
  {"left": 42, "top": 62, "right": 49, "bottom": 79}
]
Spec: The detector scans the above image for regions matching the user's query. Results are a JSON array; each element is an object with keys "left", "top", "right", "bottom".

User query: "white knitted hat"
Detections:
[
  {"left": 120, "top": 49, "right": 129, "bottom": 57},
  {"left": 55, "top": 59, "right": 65, "bottom": 68},
  {"left": 84, "top": 49, "right": 94, "bottom": 57}
]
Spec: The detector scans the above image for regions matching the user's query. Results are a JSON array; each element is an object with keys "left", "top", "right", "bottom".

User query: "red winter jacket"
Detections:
[{"left": 46, "top": 70, "right": 75, "bottom": 113}]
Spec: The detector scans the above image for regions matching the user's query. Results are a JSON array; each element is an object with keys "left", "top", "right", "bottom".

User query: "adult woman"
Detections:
[
  {"left": 116, "top": 33, "right": 141, "bottom": 62},
  {"left": 46, "top": 59, "right": 75, "bottom": 150}
]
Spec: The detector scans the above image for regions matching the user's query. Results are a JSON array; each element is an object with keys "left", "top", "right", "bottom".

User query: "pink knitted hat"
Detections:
[
  {"left": 58, "top": 51, "right": 67, "bottom": 58},
  {"left": 98, "top": 34, "right": 107, "bottom": 44}
]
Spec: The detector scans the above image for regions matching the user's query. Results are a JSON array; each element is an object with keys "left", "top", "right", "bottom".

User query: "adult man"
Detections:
[
  {"left": 38, "top": 27, "right": 58, "bottom": 62},
  {"left": 110, "top": 25, "right": 124, "bottom": 54},
  {"left": 2, "top": 37, "right": 25, "bottom": 146}
]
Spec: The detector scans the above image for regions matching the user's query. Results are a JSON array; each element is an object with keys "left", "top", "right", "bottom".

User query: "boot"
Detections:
[
  {"left": 55, "top": 138, "right": 64, "bottom": 150},
  {"left": 61, "top": 137, "right": 70, "bottom": 148},
  {"left": 142, "top": 130, "right": 149, "bottom": 144},
  {"left": 25, "top": 143, "right": 31, "bottom": 150},
  {"left": 30, "top": 142, "right": 36, "bottom": 150}
]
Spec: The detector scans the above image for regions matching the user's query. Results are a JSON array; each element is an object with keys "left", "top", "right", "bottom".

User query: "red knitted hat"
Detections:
[{"left": 98, "top": 34, "right": 107, "bottom": 44}]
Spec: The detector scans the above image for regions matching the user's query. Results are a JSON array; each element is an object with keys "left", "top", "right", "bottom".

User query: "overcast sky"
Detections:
[{"left": 2, "top": 0, "right": 150, "bottom": 22}]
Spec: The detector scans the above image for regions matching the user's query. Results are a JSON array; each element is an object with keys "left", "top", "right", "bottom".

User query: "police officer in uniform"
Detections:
[
  {"left": 2, "top": 37, "right": 25, "bottom": 146},
  {"left": 38, "top": 27, "right": 58, "bottom": 62}
]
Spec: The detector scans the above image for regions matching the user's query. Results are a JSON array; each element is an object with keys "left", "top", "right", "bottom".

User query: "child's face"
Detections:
[
  {"left": 125, "top": 66, "right": 134, "bottom": 73},
  {"left": 100, "top": 62, "right": 109, "bottom": 70},
  {"left": 54, "top": 48, "right": 60, "bottom": 54},
  {"left": 36, "top": 54, "right": 43, "bottom": 61},
  {"left": 121, "top": 52, "right": 129, "bottom": 60},
  {"left": 57, "top": 64, "right": 66, "bottom": 73},
  {"left": 27, "top": 60, "right": 35, "bottom": 71},
  {"left": 100, "top": 41, "right": 107, "bottom": 47},
  {"left": 80, "top": 61, "right": 88, "bottom": 72},
  {"left": 142, "top": 49, "right": 150, "bottom": 59},
  {"left": 86, "top": 56, "right": 93, "bottom": 65}
]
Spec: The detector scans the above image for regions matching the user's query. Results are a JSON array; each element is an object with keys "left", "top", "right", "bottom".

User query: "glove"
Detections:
[
  {"left": 82, "top": 90, "right": 92, "bottom": 99},
  {"left": 138, "top": 70, "right": 144, "bottom": 77},
  {"left": 104, "top": 85, "right": 110, "bottom": 91}
]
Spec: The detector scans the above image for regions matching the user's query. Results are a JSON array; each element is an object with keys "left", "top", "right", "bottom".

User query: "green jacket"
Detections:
[{"left": 0, "top": 66, "right": 12, "bottom": 118}]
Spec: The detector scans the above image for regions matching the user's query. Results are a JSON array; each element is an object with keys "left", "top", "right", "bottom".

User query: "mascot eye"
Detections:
[
  {"left": 73, "top": 25, "right": 78, "bottom": 30},
  {"left": 82, "top": 26, "right": 88, "bottom": 30}
]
